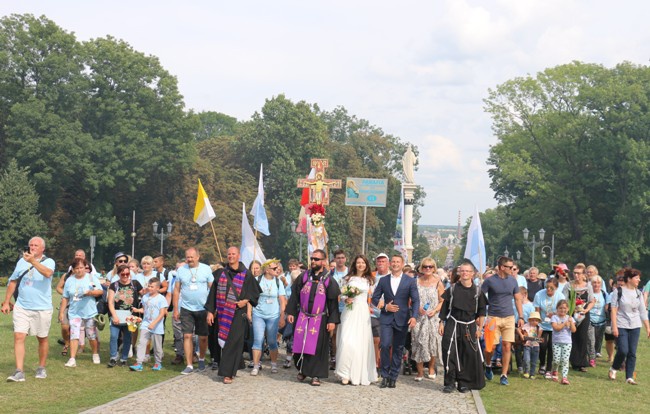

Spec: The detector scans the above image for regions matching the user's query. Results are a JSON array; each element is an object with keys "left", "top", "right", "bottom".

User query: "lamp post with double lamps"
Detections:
[
  {"left": 522, "top": 228, "right": 548, "bottom": 268},
  {"left": 153, "top": 221, "right": 173, "bottom": 255}
]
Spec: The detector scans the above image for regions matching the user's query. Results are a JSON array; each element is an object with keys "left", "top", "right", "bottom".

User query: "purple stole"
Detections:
[{"left": 292, "top": 271, "right": 330, "bottom": 356}]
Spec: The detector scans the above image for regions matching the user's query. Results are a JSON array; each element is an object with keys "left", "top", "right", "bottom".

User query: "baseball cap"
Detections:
[{"left": 375, "top": 253, "right": 389, "bottom": 261}]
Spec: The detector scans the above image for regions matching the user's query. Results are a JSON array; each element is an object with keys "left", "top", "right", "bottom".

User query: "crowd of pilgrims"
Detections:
[{"left": 8, "top": 243, "right": 650, "bottom": 391}]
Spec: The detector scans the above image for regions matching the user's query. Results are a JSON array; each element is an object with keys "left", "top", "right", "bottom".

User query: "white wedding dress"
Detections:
[{"left": 334, "top": 276, "right": 378, "bottom": 385}]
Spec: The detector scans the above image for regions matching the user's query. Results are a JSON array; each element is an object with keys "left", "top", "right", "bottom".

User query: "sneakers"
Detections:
[
  {"left": 152, "top": 363, "right": 162, "bottom": 371},
  {"left": 181, "top": 366, "right": 194, "bottom": 375},
  {"left": 609, "top": 368, "right": 617, "bottom": 380},
  {"left": 211, "top": 361, "right": 219, "bottom": 371},
  {"left": 107, "top": 358, "right": 117, "bottom": 368},
  {"left": 250, "top": 365, "right": 259, "bottom": 376},
  {"left": 538, "top": 368, "right": 546, "bottom": 376},
  {"left": 118, "top": 359, "right": 127, "bottom": 367},
  {"left": 197, "top": 360, "right": 206, "bottom": 372},
  {"left": 271, "top": 363, "right": 278, "bottom": 373},
  {"left": 92, "top": 354, "right": 101, "bottom": 365},
  {"left": 561, "top": 377, "right": 570, "bottom": 385},
  {"left": 500, "top": 375, "right": 509, "bottom": 386},
  {"left": 283, "top": 359, "right": 292, "bottom": 369},
  {"left": 545, "top": 371, "right": 552, "bottom": 380},
  {"left": 35, "top": 367, "right": 47, "bottom": 379},
  {"left": 626, "top": 378, "right": 637, "bottom": 385},
  {"left": 64, "top": 358, "right": 77, "bottom": 368},
  {"left": 530, "top": 375, "right": 536, "bottom": 380},
  {"left": 129, "top": 364, "right": 143, "bottom": 372},
  {"left": 589, "top": 359, "right": 596, "bottom": 367},
  {"left": 7, "top": 370, "right": 26, "bottom": 382},
  {"left": 596, "top": 352, "right": 602, "bottom": 358},
  {"left": 523, "top": 373, "right": 530, "bottom": 379},
  {"left": 485, "top": 366, "right": 494, "bottom": 381}
]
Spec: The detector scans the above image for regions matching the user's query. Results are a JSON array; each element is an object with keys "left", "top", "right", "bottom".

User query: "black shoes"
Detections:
[
  {"left": 458, "top": 386, "right": 470, "bottom": 393},
  {"left": 388, "top": 379, "right": 396, "bottom": 388},
  {"left": 443, "top": 385, "right": 454, "bottom": 393},
  {"left": 380, "top": 378, "right": 388, "bottom": 388}
]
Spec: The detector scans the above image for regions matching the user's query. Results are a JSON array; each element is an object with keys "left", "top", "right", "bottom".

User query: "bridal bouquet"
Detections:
[{"left": 341, "top": 285, "right": 361, "bottom": 310}]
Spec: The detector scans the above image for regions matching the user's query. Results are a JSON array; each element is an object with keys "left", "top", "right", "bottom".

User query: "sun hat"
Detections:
[{"left": 528, "top": 311, "right": 542, "bottom": 321}]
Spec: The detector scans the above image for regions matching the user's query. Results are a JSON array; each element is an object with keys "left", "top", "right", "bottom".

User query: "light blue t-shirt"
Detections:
[
  {"left": 332, "top": 268, "right": 348, "bottom": 313},
  {"left": 253, "top": 276, "right": 286, "bottom": 319},
  {"left": 514, "top": 301, "right": 536, "bottom": 323},
  {"left": 176, "top": 263, "right": 214, "bottom": 312},
  {"left": 10, "top": 257, "right": 56, "bottom": 311},
  {"left": 590, "top": 290, "right": 609, "bottom": 325},
  {"left": 551, "top": 314, "right": 575, "bottom": 344},
  {"left": 63, "top": 274, "right": 102, "bottom": 319},
  {"left": 140, "top": 293, "right": 168, "bottom": 334},
  {"left": 134, "top": 272, "right": 157, "bottom": 289},
  {"left": 533, "top": 289, "right": 566, "bottom": 331},
  {"left": 516, "top": 275, "right": 527, "bottom": 288}
]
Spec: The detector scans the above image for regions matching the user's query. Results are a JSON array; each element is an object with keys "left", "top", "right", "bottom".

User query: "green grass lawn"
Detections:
[
  {"left": 0, "top": 287, "right": 184, "bottom": 414},
  {"left": 480, "top": 337, "right": 650, "bottom": 413}
]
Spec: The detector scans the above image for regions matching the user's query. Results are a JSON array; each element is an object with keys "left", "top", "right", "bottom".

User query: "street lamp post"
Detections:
[
  {"left": 153, "top": 221, "right": 173, "bottom": 255},
  {"left": 540, "top": 233, "right": 555, "bottom": 267},
  {"left": 290, "top": 221, "right": 303, "bottom": 263},
  {"left": 504, "top": 247, "right": 510, "bottom": 258},
  {"left": 523, "top": 228, "right": 548, "bottom": 267}
]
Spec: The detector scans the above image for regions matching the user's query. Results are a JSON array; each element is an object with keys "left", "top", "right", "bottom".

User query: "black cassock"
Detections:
[
  {"left": 205, "top": 262, "right": 261, "bottom": 378},
  {"left": 286, "top": 269, "right": 340, "bottom": 378},
  {"left": 439, "top": 282, "right": 487, "bottom": 390}
]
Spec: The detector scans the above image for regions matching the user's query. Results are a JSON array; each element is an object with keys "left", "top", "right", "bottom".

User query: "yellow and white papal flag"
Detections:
[{"left": 193, "top": 179, "right": 216, "bottom": 226}]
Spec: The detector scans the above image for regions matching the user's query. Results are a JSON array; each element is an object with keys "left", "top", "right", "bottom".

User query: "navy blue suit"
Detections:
[{"left": 371, "top": 274, "right": 420, "bottom": 380}]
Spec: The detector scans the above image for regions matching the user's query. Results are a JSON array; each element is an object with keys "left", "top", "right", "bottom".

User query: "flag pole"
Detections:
[
  {"left": 253, "top": 228, "right": 258, "bottom": 263},
  {"left": 209, "top": 220, "right": 223, "bottom": 262}
]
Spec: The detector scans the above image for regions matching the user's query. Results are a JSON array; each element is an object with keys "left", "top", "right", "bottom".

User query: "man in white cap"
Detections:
[{"left": 371, "top": 253, "right": 391, "bottom": 371}]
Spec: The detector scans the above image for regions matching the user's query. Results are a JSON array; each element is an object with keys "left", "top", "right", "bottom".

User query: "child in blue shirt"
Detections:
[{"left": 129, "top": 278, "right": 168, "bottom": 371}]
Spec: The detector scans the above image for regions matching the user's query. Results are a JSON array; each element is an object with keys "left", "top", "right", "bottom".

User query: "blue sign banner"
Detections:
[{"left": 344, "top": 177, "right": 388, "bottom": 207}]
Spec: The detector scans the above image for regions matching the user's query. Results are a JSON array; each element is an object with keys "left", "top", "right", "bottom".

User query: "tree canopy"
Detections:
[
  {"left": 0, "top": 14, "right": 424, "bottom": 271},
  {"left": 484, "top": 61, "right": 650, "bottom": 275}
]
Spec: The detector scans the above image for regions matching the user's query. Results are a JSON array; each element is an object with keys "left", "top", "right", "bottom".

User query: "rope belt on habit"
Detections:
[{"left": 444, "top": 316, "right": 485, "bottom": 374}]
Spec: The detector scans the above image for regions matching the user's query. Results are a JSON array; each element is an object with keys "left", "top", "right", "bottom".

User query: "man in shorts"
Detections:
[
  {"left": 2, "top": 237, "right": 56, "bottom": 382},
  {"left": 172, "top": 247, "right": 213, "bottom": 374},
  {"left": 481, "top": 256, "right": 524, "bottom": 386}
]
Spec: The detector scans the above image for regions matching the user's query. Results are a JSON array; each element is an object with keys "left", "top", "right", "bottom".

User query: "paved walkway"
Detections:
[{"left": 83, "top": 355, "right": 482, "bottom": 414}]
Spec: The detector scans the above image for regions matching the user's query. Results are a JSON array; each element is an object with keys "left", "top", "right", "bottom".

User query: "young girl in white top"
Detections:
[{"left": 551, "top": 300, "right": 576, "bottom": 384}]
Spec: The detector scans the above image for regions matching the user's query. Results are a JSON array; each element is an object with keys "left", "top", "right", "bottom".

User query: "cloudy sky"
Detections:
[{"left": 2, "top": 1, "right": 649, "bottom": 225}]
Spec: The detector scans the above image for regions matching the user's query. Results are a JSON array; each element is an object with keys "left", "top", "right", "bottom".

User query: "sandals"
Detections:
[
  {"left": 297, "top": 373, "right": 306, "bottom": 382},
  {"left": 61, "top": 345, "right": 69, "bottom": 356},
  {"left": 311, "top": 377, "right": 321, "bottom": 386},
  {"left": 223, "top": 377, "right": 233, "bottom": 384}
]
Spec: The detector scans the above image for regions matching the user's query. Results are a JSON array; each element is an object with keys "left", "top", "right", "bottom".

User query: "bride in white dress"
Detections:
[{"left": 335, "top": 255, "right": 378, "bottom": 385}]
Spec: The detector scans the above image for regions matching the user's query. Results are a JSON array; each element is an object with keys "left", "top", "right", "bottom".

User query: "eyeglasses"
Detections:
[
  {"left": 117, "top": 259, "right": 127, "bottom": 263},
  {"left": 270, "top": 267, "right": 278, "bottom": 271},
  {"left": 119, "top": 272, "right": 130, "bottom": 276},
  {"left": 310, "top": 257, "right": 324, "bottom": 262},
  {"left": 422, "top": 265, "right": 434, "bottom": 269},
  {"left": 502, "top": 265, "right": 513, "bottom": 269}
]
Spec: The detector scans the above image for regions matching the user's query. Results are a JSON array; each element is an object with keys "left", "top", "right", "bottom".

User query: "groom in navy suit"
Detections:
[{"left": 371, "top": 254, "right": 420, "bottom": 388}]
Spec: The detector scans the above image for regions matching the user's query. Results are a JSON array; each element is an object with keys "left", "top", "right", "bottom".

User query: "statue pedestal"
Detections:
[{"left": 403, "top": 183, "right": 417, "bottom": 265}]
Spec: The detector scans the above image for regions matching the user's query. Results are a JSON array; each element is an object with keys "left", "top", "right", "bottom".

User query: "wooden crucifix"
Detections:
[{"left": 296, "top": 159, "right": 342, "bottom": 206}]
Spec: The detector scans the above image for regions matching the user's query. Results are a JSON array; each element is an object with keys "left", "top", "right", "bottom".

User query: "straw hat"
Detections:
[{"left": 528, "top": 311, "right": 542, "bottom": 321}]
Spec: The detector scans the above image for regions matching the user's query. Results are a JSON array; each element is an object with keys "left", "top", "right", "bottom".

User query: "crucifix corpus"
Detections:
[{"left": 296, "top": 159, "right": 342, "bottom": 205}]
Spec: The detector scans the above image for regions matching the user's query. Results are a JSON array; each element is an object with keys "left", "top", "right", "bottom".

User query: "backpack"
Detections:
[
  {"left": 257, "top": 275, "right": 280, "bottom": 290},
  {"left": 446, "top": 282, "right": 482, "bottom": 319},
  {"left": 13, "top": 255, "right": 47, "bottom": 300},
  {"left": 616, "top": 286, "right": 642, "bottom": 304}
]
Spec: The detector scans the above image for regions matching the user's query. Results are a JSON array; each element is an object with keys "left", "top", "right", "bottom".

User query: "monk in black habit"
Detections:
[
  {"left": 286, "top": 249, "right": 340, "bottom": 386},
  {"left": 438, "top": 261, "right": 487, "bottom": 393},
  {"left": 206, "top": 246, "right": 261, "bottom": 384}
]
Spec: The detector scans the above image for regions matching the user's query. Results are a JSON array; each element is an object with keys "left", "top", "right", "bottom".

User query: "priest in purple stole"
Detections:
[{"left": 286, "top": 249, "right": 341, "bottom": 386}]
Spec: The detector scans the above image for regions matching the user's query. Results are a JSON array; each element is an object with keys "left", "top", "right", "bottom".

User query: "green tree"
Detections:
[
  {"left": 485, "top": 61, "right": 650, "bottom": 274},
  {"left": 0, "top": 160, "right": 47, "bottom": 272},
  {"left": 193, "top": 111, "right": 239, "bottom": 141}
]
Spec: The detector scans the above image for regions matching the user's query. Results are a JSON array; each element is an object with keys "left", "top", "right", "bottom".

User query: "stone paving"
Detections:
[{"left": 83, "top": 353, "right": 481, "bottom": 414}]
